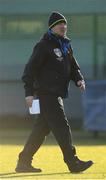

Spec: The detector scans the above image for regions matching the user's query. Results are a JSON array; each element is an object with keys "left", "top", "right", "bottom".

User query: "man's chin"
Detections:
[{"left": 60, "top": 33, "right": 66, "bottom": 37}]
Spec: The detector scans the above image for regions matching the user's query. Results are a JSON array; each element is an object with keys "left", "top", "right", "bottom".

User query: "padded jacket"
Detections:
[{"left": 22, "top": 32, "right": 84, "bottom": 98}]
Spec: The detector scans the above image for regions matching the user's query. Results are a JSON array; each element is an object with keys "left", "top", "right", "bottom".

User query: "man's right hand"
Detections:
[{"left": 25, "top": 96, "right": 34, "bottom": 107}]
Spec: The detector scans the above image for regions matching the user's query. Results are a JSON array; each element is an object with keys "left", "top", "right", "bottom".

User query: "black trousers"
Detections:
[{"left": 19, "top": 94, "right": 76, "bottom": 163}]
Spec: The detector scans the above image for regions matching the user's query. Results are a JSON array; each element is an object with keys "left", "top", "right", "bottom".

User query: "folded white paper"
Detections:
[{"left": 29, "top": 99, "right": 40, "bottom": 114}]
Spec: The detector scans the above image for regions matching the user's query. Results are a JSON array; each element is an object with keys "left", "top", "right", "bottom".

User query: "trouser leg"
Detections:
[
  {"left": 39, "top": 94, "right": 76, "bottom": 163},
  {"left": 19, "top": 115, "right": 50, "bottom": 161}
]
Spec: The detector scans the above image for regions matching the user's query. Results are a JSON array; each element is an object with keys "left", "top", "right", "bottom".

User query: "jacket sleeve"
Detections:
[
  {"left": 22, "top": 42, "right": 46, "bottom": 97},
  {"left": 70, "top": 48, "right": 84, "bottom": 86}
]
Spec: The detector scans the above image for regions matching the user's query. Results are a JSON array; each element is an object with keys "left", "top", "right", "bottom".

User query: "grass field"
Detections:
[{"left": 0, "top": 129, "right": 106, "bottom": 180}]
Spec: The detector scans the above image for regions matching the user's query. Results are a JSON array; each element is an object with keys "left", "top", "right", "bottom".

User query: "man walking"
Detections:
[{"left": 15, "top": 12, "right": 93, "bottom": 173}]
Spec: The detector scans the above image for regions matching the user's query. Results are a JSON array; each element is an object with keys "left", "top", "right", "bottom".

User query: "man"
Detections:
[{"left": 15, "top": 12, "right": 93, "bottom": 173}]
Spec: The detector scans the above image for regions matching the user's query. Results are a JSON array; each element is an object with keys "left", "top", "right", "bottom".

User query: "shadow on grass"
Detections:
[
  {"left": 0, "top": 171, "right": 70, "bottom": 179},
  {"left": 0, "top": 171, "right": 106, "bottom": 179}
]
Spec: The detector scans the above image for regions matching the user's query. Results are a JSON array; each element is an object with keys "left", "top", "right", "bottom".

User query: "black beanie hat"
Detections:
[{"left": 48, "top": 12, "right": 67, "bottom": 29}]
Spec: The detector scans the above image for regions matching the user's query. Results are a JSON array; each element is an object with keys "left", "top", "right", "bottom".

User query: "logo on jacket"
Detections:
[{"left": 54, "top": 48, "right": 62, "bottom": 57}]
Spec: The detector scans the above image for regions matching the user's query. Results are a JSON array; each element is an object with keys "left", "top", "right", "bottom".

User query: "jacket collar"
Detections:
[{"left": 42, "top": 30, "right": 70, "bottom": 43}]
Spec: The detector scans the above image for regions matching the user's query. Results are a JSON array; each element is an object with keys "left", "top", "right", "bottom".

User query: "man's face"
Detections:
[{"left": 52, "top": 22, "right": 67, "bottom": 37}]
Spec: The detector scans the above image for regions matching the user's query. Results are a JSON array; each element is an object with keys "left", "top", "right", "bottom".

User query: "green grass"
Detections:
[{"left": 0, "top": 129, "right": 106, "bottom": 179}]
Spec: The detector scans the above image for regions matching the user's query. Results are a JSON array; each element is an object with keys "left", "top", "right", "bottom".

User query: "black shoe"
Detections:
[
  {"left": 66, "top": 156, "right": 93, "bottom": 173},
  {"left": 15, "top": 160, "right": 42, "bottom": 173}
]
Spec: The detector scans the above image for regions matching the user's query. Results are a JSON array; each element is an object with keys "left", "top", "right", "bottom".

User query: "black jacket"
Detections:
[{"left": 22, "top": 32, "right": 84, "bottom": 98}]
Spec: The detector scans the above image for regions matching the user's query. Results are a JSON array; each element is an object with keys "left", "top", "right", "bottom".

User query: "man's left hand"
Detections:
[{"left": 77, "top": 80, "right": 85, "bottom": 91}]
